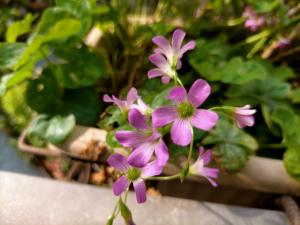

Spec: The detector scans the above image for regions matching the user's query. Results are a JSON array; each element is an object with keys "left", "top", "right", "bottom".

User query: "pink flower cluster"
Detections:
[
  {"left": 103, "top": 29, "right": 256, "bottom": 205},
  {"left": 243, "top": 6, "right": 264, "bottom": 32}
]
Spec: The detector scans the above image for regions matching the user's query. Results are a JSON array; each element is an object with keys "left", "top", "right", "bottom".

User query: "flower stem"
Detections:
[
  {"left": 186, "top": 128, "right": 194, "bottom": 165},
  {"left": 146, "top": 173, "right": 181, "bottom": 181}
]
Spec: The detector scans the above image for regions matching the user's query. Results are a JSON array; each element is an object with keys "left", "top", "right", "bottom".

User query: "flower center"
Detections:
[
  {"left": 177, "top": 101, "right": 195, "bottom": 118},
  {"left": 127, "top": 167, "right": 141, "bottom": 181}
]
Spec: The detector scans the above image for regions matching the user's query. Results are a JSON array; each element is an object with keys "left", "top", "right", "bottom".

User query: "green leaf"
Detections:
[
  {"left": 26, "top": 69, "right": 62, "bottom": 113},
  {"left": 226, "top": 78, "right": 291, "bottom": 106},
  {"left": 119, "top": 198, "right": 134, "bottom": 225},
  {"left": 219, "top": 57, "right": 267, "bottom": 84},
  {"left": 214, "top": 143, "right": 250, "bottom": 172},
  {"left": 15, "top": 16, "right": 81, "bottom": 70},
  {"left": 252, "top": 0, "right": 279, "bottom": 13},
  {"left": 99, "top": 105, "right": 126, "bottom": 129},
  {"left": 0, "top": 43, "right": 26, "bottom": 70},
  {"left": 202, "top": 118, "right": 257, "bottom": 171},
  {"left": 5, "top": 13, "right": 34, "bottom": 43},
  {"left": 271, "top": 106, "right": 300, "bottom": 147},
  {"left": 45, "top": 114, "right": 76, "bottom": 144},
  {"left": 62, "top": 87, "right": 101, "bottom": 126},
  {"left": 1, "top": 82, "right": 32, "bottom": 132},
  {"left": 288, "top": 88, "right": 300, "bottom": 103},
  {"left": 27, "top": 114, "right": 76, "bottom": 144},
  {"left": 54, "top": 46, "right": 107, "bottom": 88},
  {"left": 284, "top": 147, "right": 300, "bottom": 181},
  {"left": 55, "top": 0, "right": 92, "bottom": 36}
]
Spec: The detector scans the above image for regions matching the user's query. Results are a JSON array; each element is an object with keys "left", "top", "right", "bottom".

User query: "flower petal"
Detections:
[
  {"left": 154, "top": 138, "right": 169, "bottom": 166},
  {"left": 149, "top": 53, "right": 168, "bottom": 69},
  {"left": 113, "top": 176, "right": 130, "bottom": 196},
  {"left": 141, "top": 160, "right": 163, "bottom": 177},
  {"left": 128, "top": 142, "right": 155, "bottom": 167},
  {"left": 152, "top": 106, "right": 177, "bottom": 127},
  {"left": 107, "top": 154, "right": 129, "bottom": 172},
  {"left": 171, "top": 119, "right": 192, "bottom": 146},
  {"left": 236, "top": 115, "right": 254, "bottom": 128},
  {"left": 161, "top": 76, "right": 171, "bottom": 84},
  {"left": 168, "top": 86, "right": 187, "bottom": 103},
  {"left": 179, "top": 40, "right": 196, "bottom": 58},
  {"left": 187, "top": 79, "right": 211, "bottom": 107},
  {"left": 127, "top": 87, "right": 138, "bottom": 105},
  {"left": 152, "top": 36, "right": 171, "bottom": 55},
  {"left": 128, "top": 109, "right": 149, "bottom": 130},
  {"left": 133, "top": 179, "right": 147, "bottom": 203},
  {"left": 172, "top": 29, "right": 185, "bottom": 53},
  {"left": 191, "top": 109, "right": 218, "bottom": 131},
  {"left": 103, "top": 94, "right": 113, "bottom": 102},
  {"left": 176, "top": 59, "right": 182, "bottom": 69},
  {"left": 199, "top": 147, "right": 212, "bottom": 165},
  {"left": 115, "top": 130, "right": 147, "bottom": 148},
  {"left": 203, "top": 168, "right": 219, "bottom": 187},
  {"left": 148, "top": 68, "right": 164, "bottom": 78}
]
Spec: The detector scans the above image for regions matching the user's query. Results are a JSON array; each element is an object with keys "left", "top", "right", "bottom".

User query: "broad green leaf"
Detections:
[
  {"left": 271, "top": 106, "right": 300, "bottom": 147},
  {"left": 203, "top": 118, "right": 258, "bottom": 151},
  {"left": 54, "top": 46, "right": 107, "bottom": 88},
  {"left": 35, "top": 8, "right": 71, "bottom": 35},
  {"left": 55, "top": 0, "right": 92, "bottom": 36},
  {"left": 226, "top": 78, "right": 291, "bottom": 106},
  {"left": 219, "top": 57, "right": 266, "bottom": 84},
  {"left": 0, "top": 43, "right": 26, "bottom": 70},
  {"left": 27, "top": 114, "right": 75, "bottom": 144},
  {"left": 62, "top": 87, "right": 101, "bottom": 126},
  {"left": 15, "top": 18, "right": 81, "bottom": 70},
  {"left": 252, "top": 0, "right": 279, "bottom": 13},
  {"left": 45, "top": 114, "right": 76, "bottom": 144},
  {"left": 202, "top": 118, "right": 257, "bottom": 171},
  {"left": 5, "top": 14, "right": 34, "bottom": 43},
  {"left": 288, "top": 88, "right": 300, "bottom": 103},
  {"left": 214, "top": 143, "right": 250, "bottom": 172},
  {"left": 1, "top": 82, "right": 32, "bottom": 132},
  {"left": 284, "top": 147, "right": 300, "bottom": 181},
  {"left": 26, "top": 69, "right": 62, "bottom": 113}
]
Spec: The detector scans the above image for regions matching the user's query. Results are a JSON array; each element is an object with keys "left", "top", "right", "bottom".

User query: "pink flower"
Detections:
[
  {"left": 277, "top": 38, "right": 290, "bottom": 49},
  {"left": 243, "top": 6, "right": 264, "bottom": 32},
  {"left": 235, "top": 105, "right": 256, "bottom": 128},
  {"left": 152, "top": 79, "right": 219, "bottom": 146},
  {"left": 103, "top": 88, "right": 138, "bottom": 111},
  {"left": 190, "top": 147, "right": 219, "bottom": 187},
  {"left": 108, "top": 154, "right": 162, "bottom": 204},
  {"left": 116, "top": 109, "right": 169, "bottom": 167},
  {"left": 148, "top": 29, "right": 196, "bottom": 84}
]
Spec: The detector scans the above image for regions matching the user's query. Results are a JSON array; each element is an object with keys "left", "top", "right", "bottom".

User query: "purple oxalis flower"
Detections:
[
  {"left": 108, "top": 153, "right": 162, "bottom": 203},
  {"left": 148, "top": 29, "right": 196, "bottom": 84},
  {"left": 243, "top": 6, "right": 264, "bottom": 32},
  {"left": 116, "top": 109, "right": 169, "bottom": 167},
  {"left": 103, "top": 87, "right": 138, "bottom": 111},
  {"left": 152, "top": 79, "right": 219, "bottom": 146},
  {"left": 235, "top": 105, "right": 256, "bottom": 128},
  {"left": 190, "top": 147, "right": 219, "bottom": 187}
]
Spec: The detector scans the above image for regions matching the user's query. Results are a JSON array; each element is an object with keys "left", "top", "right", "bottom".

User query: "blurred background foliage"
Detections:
[{"left": 0, "top": 0, "right": 299, "bottom": 180}]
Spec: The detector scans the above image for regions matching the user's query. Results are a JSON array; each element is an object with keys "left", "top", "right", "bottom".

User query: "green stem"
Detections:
[
  {"left": 146, "top": 173, "right": 181, "bottom": 181},
  {"left": 124, "top": 188, "right": 129, "bottom": 203},
  {"left": 186, "top": 128, "right": 194, "bottom": 166}
]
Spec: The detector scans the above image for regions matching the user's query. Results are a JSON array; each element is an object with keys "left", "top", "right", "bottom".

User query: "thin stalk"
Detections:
[
  {"left": 186, "top": 128, "right": 194, "bottom": 166},
  {"left": 146, "top": 173, "right": 181, "bottom": 181}
]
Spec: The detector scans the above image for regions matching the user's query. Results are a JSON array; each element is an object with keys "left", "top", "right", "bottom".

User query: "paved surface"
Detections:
[
  {"left": 0, "top": 171, "right": 288, "bottom": 225},
  {"left": 0, "top": 133, "right": 46, "bottom": 177}
]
